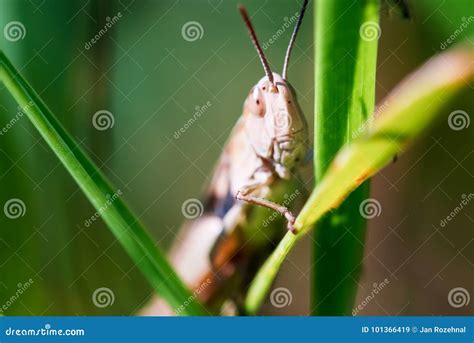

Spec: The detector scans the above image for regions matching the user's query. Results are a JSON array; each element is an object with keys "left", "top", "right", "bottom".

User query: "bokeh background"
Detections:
[{"left": 0, "top": 0, "right": 472, "bottom": 316}]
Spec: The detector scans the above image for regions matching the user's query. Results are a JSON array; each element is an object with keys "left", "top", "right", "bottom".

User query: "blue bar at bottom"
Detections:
[{"left": 0, "top": 316, "right": 472, "bottom": 342}]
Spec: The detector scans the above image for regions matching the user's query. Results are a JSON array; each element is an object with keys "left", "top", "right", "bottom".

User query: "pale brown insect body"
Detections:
[{"left": 142, "top": 1, "right": 309, "bottom": 316}]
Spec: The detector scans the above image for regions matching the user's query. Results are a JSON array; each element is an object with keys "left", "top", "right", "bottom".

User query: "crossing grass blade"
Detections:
[
  {"left": 245, "top": 47, "right": 474, "bottom": 315},
  {"left": 0, "top": 50, "right": 207, "bottom": 316}
]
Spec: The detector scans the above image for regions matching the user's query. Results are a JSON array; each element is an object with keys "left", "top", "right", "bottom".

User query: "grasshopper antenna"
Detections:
[
  {"left": 282, "top": 0, "right": 309, "bottom": 80},
  {"left": 239, "top": 5, "right": 274, "bottom": 85}
]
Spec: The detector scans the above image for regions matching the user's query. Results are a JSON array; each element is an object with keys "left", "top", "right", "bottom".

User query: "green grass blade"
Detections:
[
  {"left": 311, "top": 0, "right": 380, "bottom": 315},
  {"left": 245, "top": 47, "right": 474, "bottom": 315},
  {"left": 298, "top": 48, "right": 473, "bottom": 230},
  {"left": 0, "top": 50, "right": 206, "bottom": 316},
  {"left": 247, "top": 0, "right": 380, "bottom": 316}
]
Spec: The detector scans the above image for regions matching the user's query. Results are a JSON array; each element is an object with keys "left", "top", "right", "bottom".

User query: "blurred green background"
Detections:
[{"left": 0, "top": 0, "right": 472, "bottom": 316}]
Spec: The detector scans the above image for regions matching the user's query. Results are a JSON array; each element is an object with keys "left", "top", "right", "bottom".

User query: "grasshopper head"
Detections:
[
  {"left": 238, "top": 1, "right": 308, "bottom": 179},
  {"left": 243, "top": 73, "right": 308, "bottom": 179}
]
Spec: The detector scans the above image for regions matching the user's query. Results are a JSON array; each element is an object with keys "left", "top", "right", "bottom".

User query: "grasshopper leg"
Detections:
[{"left": 235, "top": 189, "right": 297, "bottom": 234}]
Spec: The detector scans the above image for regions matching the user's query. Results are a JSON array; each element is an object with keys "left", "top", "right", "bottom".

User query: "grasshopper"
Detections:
[{"left": 142, "top": 0, "right": 309, "bottom": 315}]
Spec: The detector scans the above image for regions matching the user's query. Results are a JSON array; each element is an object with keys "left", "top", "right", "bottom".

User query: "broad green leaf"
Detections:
[{"left": 0, "top": 50, "right": 207, "bottom": 316}]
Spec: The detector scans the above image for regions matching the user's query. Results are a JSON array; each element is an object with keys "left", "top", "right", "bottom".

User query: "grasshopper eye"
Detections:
[{"left": 246, "top": 87, "right": 265, "bottom": 117}]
